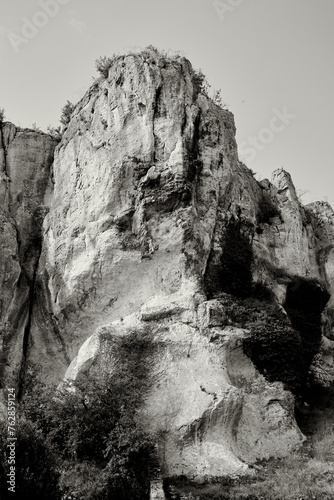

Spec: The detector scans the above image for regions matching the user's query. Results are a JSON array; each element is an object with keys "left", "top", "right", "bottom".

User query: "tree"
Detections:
[
  {"left": 192, "top": 69, "right": 211, "bottom": 97},
  {"left": 19, "top": 329, "right": 158, "bottom": 499},
  {"left": 95, "top": 55, "right": 114, "bottom": 78},
  {"left": 60, "top": 100, "right": 75, "bottom": 127},
  {"left": 0, "top": 419, "right": 61, "bottom": 500},
  {"left": 212, "top": 89, "right": 228, "bottom": 109}
]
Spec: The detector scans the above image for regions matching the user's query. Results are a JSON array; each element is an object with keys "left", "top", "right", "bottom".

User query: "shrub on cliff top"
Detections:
[
  {"left": 0, "top": 108, "right": 5, "bottom": 124},
  {"left": 46, "top": 125, "right": 62, "bottom": 141},
  {"left": 60, "top": 100, "right": 75, "bottom": 127},
  {"left": 95, "top": 46, "right": 177, "bottom": 79},
  {"left": 95, "top": 55, "right": 115, "bottom": 78},
  {"left": 191, "top": 69, "right": 227, "bottom": 108},
  {"left": 212, "top": 89, "right": 229, "bottom": 109},
  {"left": 94, "top": 47, "right": 228, "bottom": 110},
  {"left": 192, "top": 68, "right": 211, "bottom": 97}
]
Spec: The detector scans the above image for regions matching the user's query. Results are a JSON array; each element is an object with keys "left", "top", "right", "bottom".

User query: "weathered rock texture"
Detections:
[
  {"left": 1, "top": 49, "right": 334, "bottom": 478},
  {"left": 0, "top": 124, "right": 58, "bottom": 412}
]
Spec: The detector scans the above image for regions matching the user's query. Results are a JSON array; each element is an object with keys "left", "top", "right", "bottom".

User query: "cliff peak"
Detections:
[{"left": 1, "top": 50, "right": 334, "bottom": 482}]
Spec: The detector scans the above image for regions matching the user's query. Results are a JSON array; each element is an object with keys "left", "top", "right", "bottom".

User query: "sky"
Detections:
[{"left": 0, "top": 0, "right": 333, "bottom": 206}]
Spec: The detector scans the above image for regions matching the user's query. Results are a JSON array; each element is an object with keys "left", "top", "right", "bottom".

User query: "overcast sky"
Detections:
[{"left": 1, "top": 0, "right": 333, "bottom": 206}]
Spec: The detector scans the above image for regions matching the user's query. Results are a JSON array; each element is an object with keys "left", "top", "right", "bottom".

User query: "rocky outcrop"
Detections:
[
  {"left": 0, "top": 124, "right": 58, "bottom": 413},
  {"left": 1, "top": 48, "right": 334, "bottom": 478},
  {"left": 63, "top": 293, "right": 304, "bottom": 480}
]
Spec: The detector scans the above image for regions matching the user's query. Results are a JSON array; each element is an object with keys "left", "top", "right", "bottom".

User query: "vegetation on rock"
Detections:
[
  {"left": 94, "top": 46, "right": 227, "bottom": 109},
  {"left": 46, "top": 125, "right": 62, "bottom": 140},
  {"left": 257, "top": 191, "right": 282, "bottom": 225},
  {"left": 0, "top": 418, "right": 60, "bottom": 500},
  {"left": 0, "top": 330, "right": 158, "bottom": 499},
  {"left": 214, "top": 280, "right": 329, "bottom": 396},
  {"left": 95, "top": 54, "right": 115, "bottom": 78},
  {"left": 60, "top": 100, "right": 75, "bottom": 128},
  {"left": 243, "top": 314, "right": 304, "bottom": 393}
]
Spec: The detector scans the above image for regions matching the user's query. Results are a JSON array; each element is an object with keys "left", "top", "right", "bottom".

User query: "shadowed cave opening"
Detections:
[
  {"left": 284, "top": 277, "right": 330, "bottom": 395},
  {"left": 204, "top": 218, "right": 253, "bottom": 299},
  {"left": 244, "top": 277, "right": 330, "bottom": 397},
  {"left": 205, "top": 233, "right": 331, "bottom": 399}
]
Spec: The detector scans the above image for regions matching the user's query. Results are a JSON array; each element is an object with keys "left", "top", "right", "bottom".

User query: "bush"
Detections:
[
  {"left": 212, "top": 89, "right": 228, "bottom": 109},
  {"left": 243, "top": 317, "right": 304, "bottom": 393},
  {"left": 95, "top": 55, "right": 115, "bottom": 78},
  {"left": 0, "top": 419, "right": 61, "bottom": 500},
  {"left": 59, "top": 461, "right": 108, "bottom": 500},
  {"left": 192, "top": 69, "right": 211, "bottom": 98},
  {"left": 19, "top": 330, "right": 158, "bottom": 499},
  {"left": 257, "top": 192, "right": 281, "bottom": 225},
  {"left": 0, "top": 108, "right": 5, "bottom": 123},
  {"left": 95, "top": 47, "right": 180, "bottom": 79},
  {"left": 31, "top": 122, "right": 42, "bottom": 131},
  {"left": 60, "top": 100, "right": 75, "bottom": 127},
  {"left": 46, "top": 125, "right": 62, "bottom": 140},
  {"left": 208, "top": 293, "right": 309, "bottom": 393}
]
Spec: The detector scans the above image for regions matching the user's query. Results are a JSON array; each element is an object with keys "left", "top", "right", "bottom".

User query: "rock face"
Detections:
[
  {"left": 1, "top": 49, "right": 334, "bottom": 478},
  {"left": 0, "top": 124, "right": 58, "bottom": 410}
]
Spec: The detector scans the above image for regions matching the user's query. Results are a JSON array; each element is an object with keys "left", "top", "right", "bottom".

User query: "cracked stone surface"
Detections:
[{"left": 0, "top": 124, "right": 58, "bottom": 398}]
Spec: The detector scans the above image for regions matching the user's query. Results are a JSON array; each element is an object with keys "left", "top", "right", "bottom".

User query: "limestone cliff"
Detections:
[
  {"left": 0, "top": 124, "right": 58, "bottom": 406},
  {"left": 1, "top": 49, "right": 334, "bottom": 480}
]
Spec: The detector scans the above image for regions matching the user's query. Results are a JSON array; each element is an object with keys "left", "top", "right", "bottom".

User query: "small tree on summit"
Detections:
[
  {"left": 0, "top": 108, "right": 5, "bottom": 124},
  {"left": 60, "top": 100, "right": 75, "bottom": 127},
  {"left": 95, "top": 55, "right": 114, "bottom": 78},
  {"left": 212, "top": 89, "right": 228, "bottom": 109}
]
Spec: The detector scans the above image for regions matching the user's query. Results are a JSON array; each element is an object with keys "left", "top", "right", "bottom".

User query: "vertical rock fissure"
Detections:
[
  {"left": 17, "top": 241, "right": 43, "bottom": 400},
  {"left": 152, "top": 84, "right": 163, "bottom": 164},
  {"left": 0, "top": 125, "right": 8, "bottom": 177},
  {"left": 181, "top": 105, "right": 187, "bottom": 136},
  {"left": 180, "top": 65, "right": 189, "bottom": 137},
  {"left": 188, "top": 109, "right": 202, "bottom": 205}
]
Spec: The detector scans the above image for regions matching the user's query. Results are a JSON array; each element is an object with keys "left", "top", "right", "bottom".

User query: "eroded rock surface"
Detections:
[
  {"left": 0, "top": 124, "right": 58, "bottom": 408},
  {"left": 1, "top": 49, "right": 334, "bottom": 477},
  {"left": 64, "top": 296, "right": 303, "bottom": 480}
]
